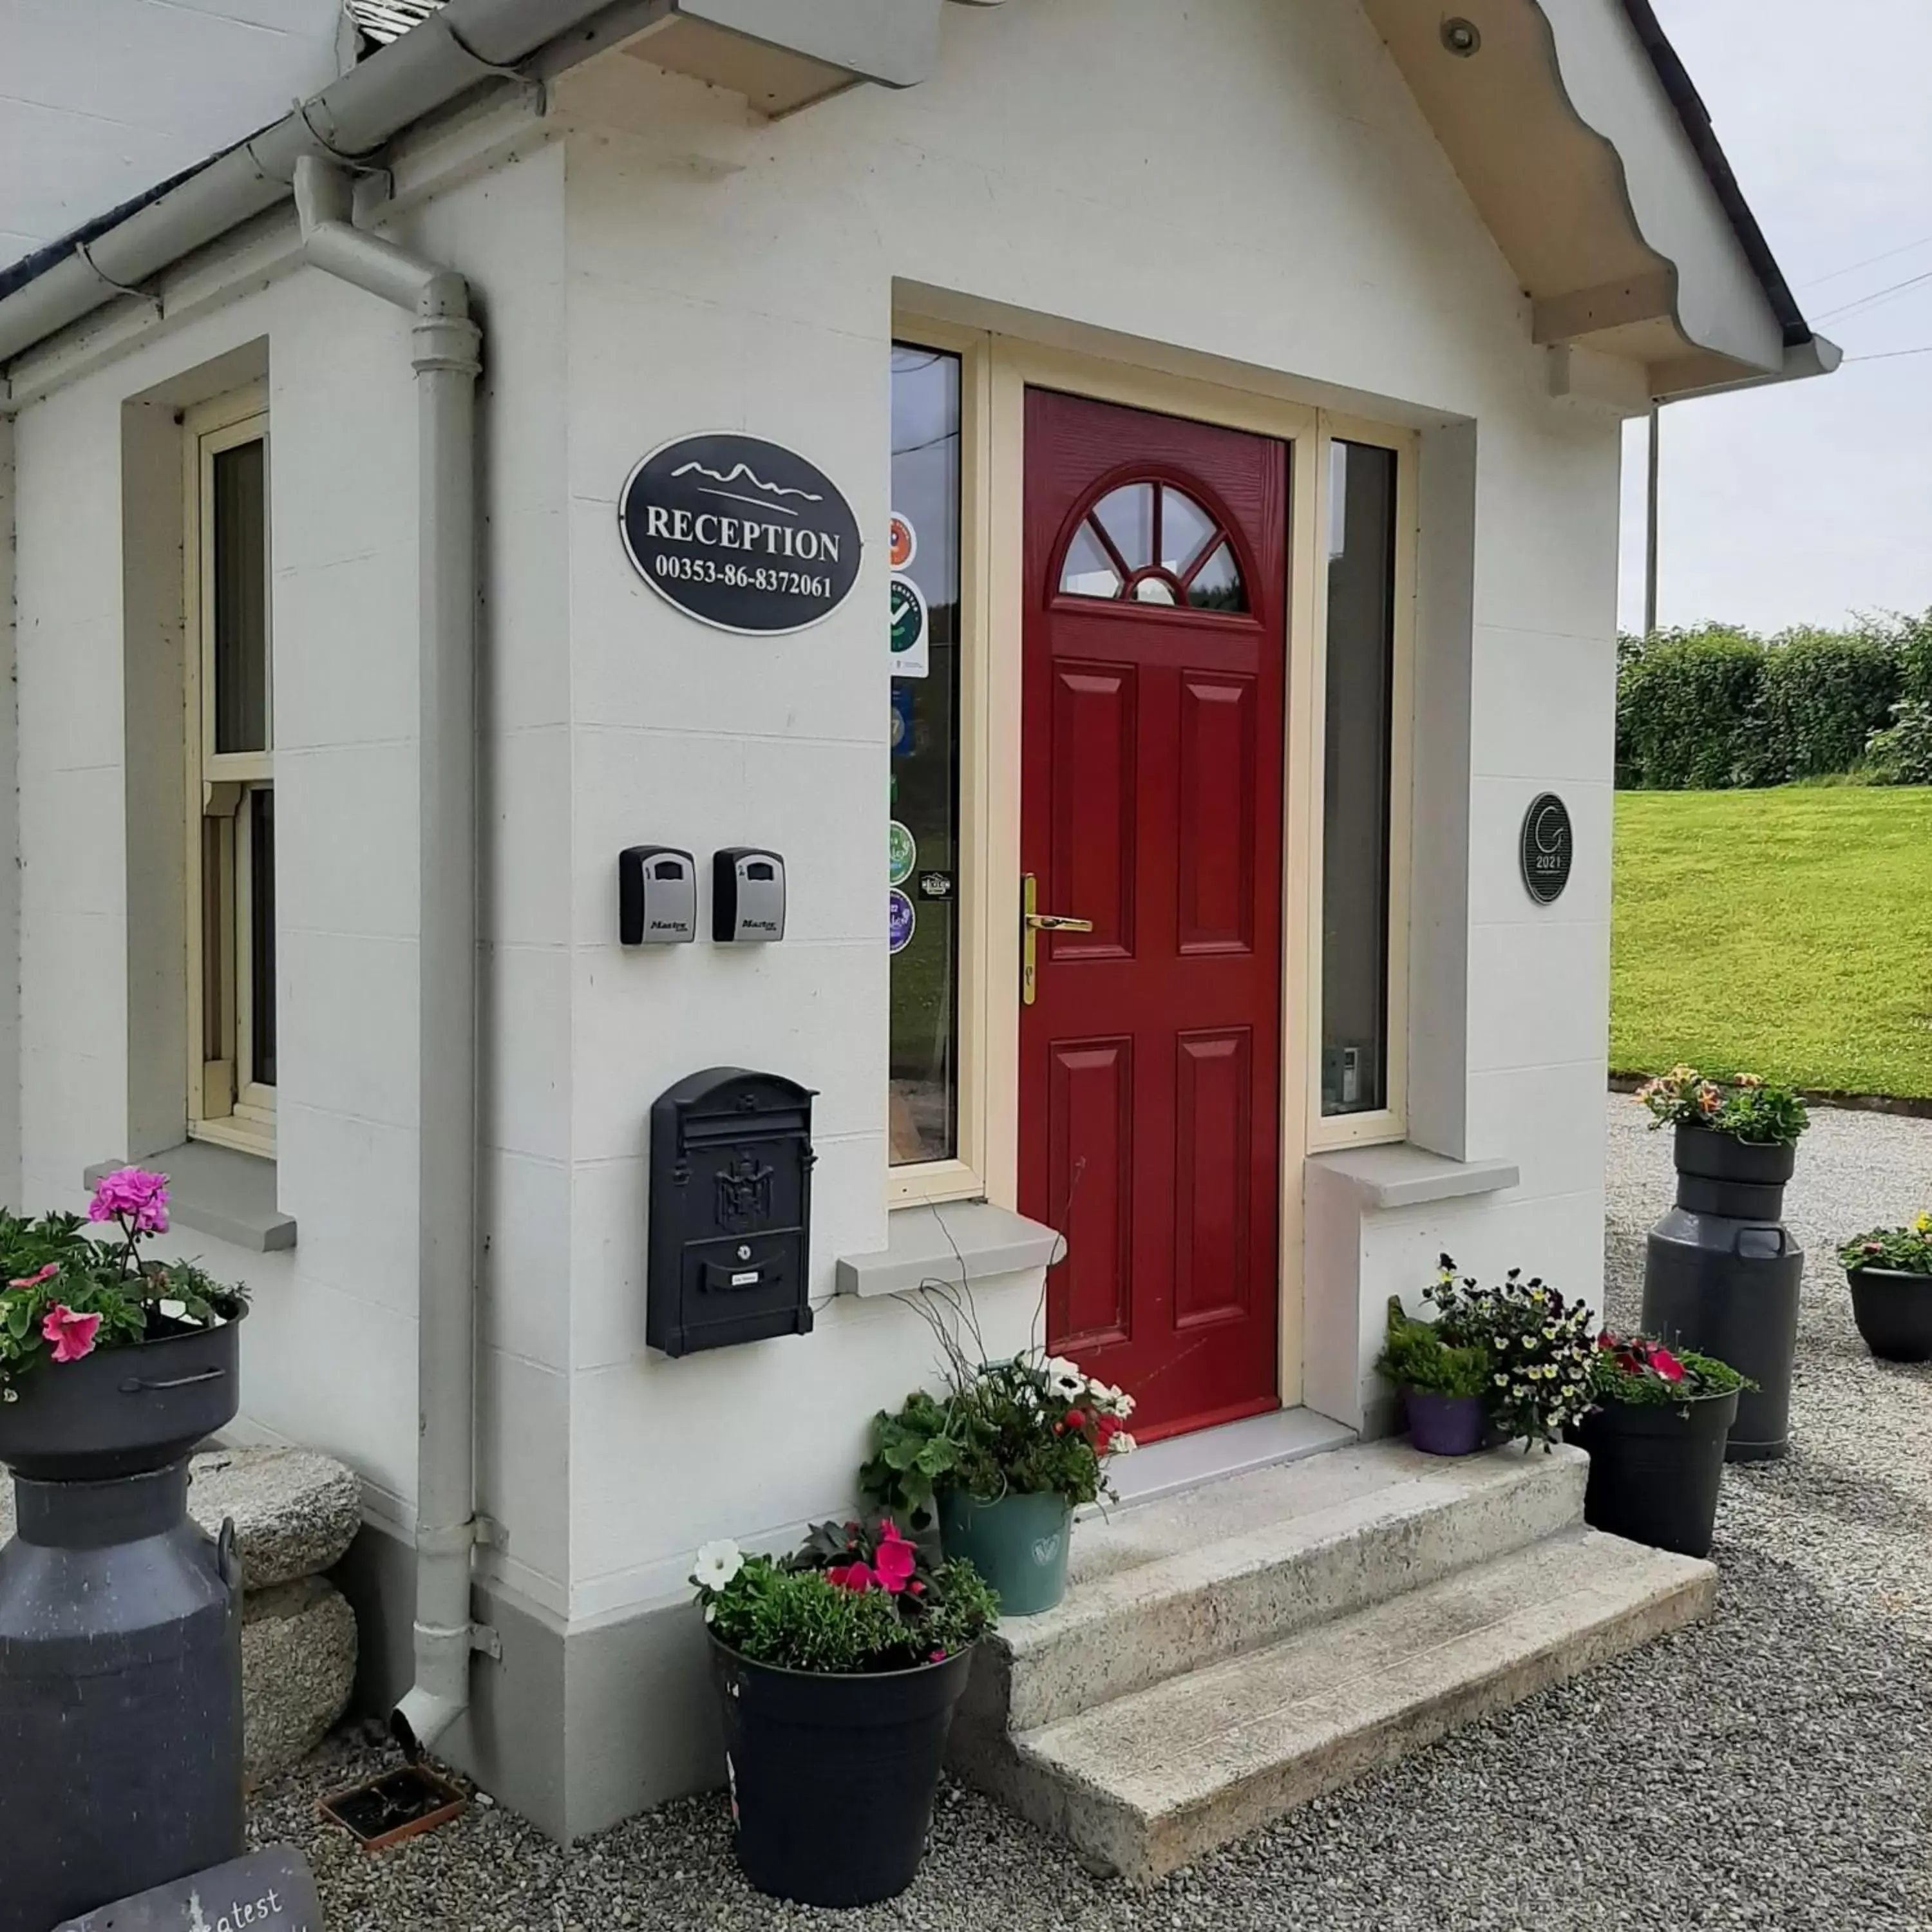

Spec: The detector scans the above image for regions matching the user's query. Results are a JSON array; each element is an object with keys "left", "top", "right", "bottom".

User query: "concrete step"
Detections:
[
  {"left": 967, "top": 1441, "right": 1588, "bottom": 1736},
  {"left": 1001, "top": 1527, "right": 1715, "bottom": 1882}
]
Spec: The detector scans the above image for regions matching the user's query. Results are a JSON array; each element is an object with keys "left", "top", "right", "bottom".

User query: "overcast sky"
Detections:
[{"left": 1618, "top": 0, "right": 1932, "bottom": 635}]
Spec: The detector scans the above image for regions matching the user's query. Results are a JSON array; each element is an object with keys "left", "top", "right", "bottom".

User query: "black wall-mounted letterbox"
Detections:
[{"left": 647, "top": 1066, "right": 817, "bottom": 1358}]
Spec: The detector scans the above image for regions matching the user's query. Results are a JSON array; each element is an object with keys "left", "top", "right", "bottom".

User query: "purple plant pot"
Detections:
[{"left": 1404, "top": 1389, "right": 1486, "bottom": 1457}]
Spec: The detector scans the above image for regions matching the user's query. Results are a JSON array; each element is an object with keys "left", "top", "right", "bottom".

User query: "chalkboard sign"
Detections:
[
  {"left": 53, "top": 1846, "right": 321, "bottom": 1932},
  {"left": 1520, "top": 792, "right": 1574, "bottom": 904},
  {"left": 618, "top": 433, "right": 861, "bottom": 635}
]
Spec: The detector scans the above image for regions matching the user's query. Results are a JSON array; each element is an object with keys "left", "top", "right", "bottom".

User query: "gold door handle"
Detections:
[{"left": 1021, "top": 873, "right": 1094, "bottom": 1005}]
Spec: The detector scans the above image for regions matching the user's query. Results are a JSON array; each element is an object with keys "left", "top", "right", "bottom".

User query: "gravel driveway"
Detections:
[{"left": 253, "top": 1097, "right": 1932, "bottom": 1931}]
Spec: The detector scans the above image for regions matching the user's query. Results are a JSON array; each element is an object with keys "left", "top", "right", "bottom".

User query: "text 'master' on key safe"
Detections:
[
  {"left": 713, "top": 848, "right": 786, "bottom": 943},
  {"left": 618, "top": 846, "right": 697, "bottom": 945},
  {"left": 647, "top": 1067, "right": 816, "bottom": 1356}
]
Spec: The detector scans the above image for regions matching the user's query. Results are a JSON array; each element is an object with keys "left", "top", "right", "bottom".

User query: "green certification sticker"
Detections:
[
  {"left": 889, "top": 573, "right": 929, "bottom": 679},
  {"left": 888, "top": 820, "right": 916, "bottom": 886}
]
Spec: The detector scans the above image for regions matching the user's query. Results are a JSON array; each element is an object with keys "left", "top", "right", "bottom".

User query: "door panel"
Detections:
[{"left": 1021, "top": 388, "right": 1288, "bottom": 1441}]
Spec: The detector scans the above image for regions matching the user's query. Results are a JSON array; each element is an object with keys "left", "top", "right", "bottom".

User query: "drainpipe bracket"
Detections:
[
  {"left": 473, "top": 1513, "right": 507, "bottom": 1550},
  {"left": 470, "top": 1624, "right": 504, "bottom": 1661}
]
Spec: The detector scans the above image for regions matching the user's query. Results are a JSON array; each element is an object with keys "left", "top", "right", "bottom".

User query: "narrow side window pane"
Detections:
[
  {"left": 212, "top": 437, "right": 269, "bottom": 754},
  {"left": 249, "top": 787, "right": 277, "bottom": 1088},
  {"left": 1320, "top": 440, "right": 1397, "bottom": 1117},
  {"left": 889, "top": 345, "right": 962, "bottom": 1166}
]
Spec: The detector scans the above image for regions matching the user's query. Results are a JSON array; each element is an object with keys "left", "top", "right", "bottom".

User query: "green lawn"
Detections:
[{"left": 1612, "top": 786, "right": 1932, "bottom": 1101}]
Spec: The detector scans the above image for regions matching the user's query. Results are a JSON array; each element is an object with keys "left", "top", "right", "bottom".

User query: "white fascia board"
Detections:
[{"left": 1537, "top": 0, "right": 1786, "bottom": 374}]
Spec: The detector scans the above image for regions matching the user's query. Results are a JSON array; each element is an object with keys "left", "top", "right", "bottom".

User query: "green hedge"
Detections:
[{"left": 1616, "top": 612, "right": 1931, "bottom": 789}]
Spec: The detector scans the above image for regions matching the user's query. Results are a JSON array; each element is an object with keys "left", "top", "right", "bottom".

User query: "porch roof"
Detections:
[{"left": 0, "top": 0, "right": 1833, "bottom": 402}]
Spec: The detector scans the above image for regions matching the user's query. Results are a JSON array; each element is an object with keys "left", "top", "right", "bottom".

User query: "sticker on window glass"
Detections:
[
  {"left": 890, "top": 683, "right": 914, "bottom": 757},
  {"left": 889, "top": 512, "right": 916, "bottom": 573},
  {"left": 889, "top": 574, "right": 929, "bottom": 679},
  {"left": 887, "top": 887, "right": 916, "bottom": 954},
  {"left": 888, "top": 820, "right": 916, "bottom": 886}
]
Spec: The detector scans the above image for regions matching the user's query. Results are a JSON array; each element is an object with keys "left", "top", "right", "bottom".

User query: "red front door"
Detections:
[{"left": 1020, "top": 390, "right": 1288, "bottom": 1442}]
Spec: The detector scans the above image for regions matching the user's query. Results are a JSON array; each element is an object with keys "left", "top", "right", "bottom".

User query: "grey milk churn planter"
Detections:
[
  {"left": 0, "top": 1312, "right": 246, "bottom": 1932},
  {"left": 1641, "top": 1124, "right": 1802, "bottom": 1462}
]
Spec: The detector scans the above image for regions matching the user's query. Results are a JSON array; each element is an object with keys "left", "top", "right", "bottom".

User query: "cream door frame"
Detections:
[{"left": 984, "top": 336, "right": 1320, "bottom": 1410}]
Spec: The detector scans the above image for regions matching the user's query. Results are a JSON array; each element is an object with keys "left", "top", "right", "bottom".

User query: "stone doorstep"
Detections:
[
  {"left": 973, "top": 1442, "right": 1589, "bottom": 1734},
  {"left": 989, "top": 1528, "right": 1716, "bottom": 1884}
]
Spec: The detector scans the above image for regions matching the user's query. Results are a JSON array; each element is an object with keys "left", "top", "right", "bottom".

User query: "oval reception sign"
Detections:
[{"left": 618, "top": 433, "right": 862, "bottom": 635}]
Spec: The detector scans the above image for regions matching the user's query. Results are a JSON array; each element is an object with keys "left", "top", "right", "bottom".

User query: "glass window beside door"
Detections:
[
  {"left": 1321, "top": 440, "right": 1397, "bottom": 1118},
  {"left": 889, "top": 345, "right": 962, "bottom": 1166}
]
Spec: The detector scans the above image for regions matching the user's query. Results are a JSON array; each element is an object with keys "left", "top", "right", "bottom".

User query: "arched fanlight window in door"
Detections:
[{"left": 1058, "top": 480, "right": 1247, "bottom": 612}]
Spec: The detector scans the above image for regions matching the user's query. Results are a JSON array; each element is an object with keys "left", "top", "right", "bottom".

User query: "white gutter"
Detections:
[{"left": 292, "top": 154, "right": 482, "bottom": 1759}]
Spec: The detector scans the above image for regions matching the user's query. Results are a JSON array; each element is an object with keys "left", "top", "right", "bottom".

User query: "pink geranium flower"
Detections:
[
  {"left": 827, "top": 1562, "right": 875, "bottom": 1593},
  {"left": 873, "top": 1525, "right": 917, "bottom": 1595},
  {"left": 1646, "top": 1345, "right": 1685, "bottom": 1383},
  {"left": 88, "top": 1166, "right": 170, "bottom": 1234},
  {"left": 42, "top": 1305, "right": 102, "bottom": 1364}
]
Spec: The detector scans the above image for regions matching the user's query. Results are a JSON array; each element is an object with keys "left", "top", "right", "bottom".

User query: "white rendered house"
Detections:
[{"left": 0, "top": 0, "right": 1832, "bottom": 1850}]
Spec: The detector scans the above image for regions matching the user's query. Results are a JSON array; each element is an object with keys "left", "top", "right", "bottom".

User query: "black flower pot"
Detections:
[
  {"left": 710, "top": 1635, "right": 974, "bottom": 1906},
  {"left": 1572, "top": 1385, "right": 1738, "bottom": 1559},
  {"left": 0, "top": 1314, "right": 242, "bottom": 1481},
  {"left": 0, "top": 1316, "right": 245, "bottom": 1932},
  {"left": 1642, "top": 1124, "right": 1801, "bottom": 1463},
  {"left": 1846, "top": 1266, "right": 1932, "bottom": 1363}
]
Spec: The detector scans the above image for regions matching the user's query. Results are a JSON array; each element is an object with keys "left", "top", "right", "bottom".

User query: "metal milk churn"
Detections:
[
  {"left": 0, "top": 1314, "right": 246, "bottom": 1932},
  {"left": 1642, "top": 1124, "right": 1803, "bottom": 1462}
]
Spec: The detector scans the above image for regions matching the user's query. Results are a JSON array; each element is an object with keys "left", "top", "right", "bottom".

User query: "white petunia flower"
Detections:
[
  {"left": 158, "top": 1299, "right": 188, "bottom": 1321},
  {"left": 692, "top": 1540, "right": 745, "bottom": 1590},
  {"left": 1110, "top": 1432, "right": 1137, "bottom": 1456},
  {"left": 1043, "top": 1355, "right": 1086, "bottom": 1398}
]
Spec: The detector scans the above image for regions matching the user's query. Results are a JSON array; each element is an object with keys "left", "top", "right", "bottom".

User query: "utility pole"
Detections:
[{"left": 1643, "top": 401, "right": 1660, "bottom": 637}]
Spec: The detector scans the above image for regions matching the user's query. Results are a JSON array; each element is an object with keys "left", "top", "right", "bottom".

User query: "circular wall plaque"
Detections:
[
  {"left": 618, "top": 433, "right": 861, "bottom": 635},
  {"left": 1520, "top": 793, "right": 1574, "bottom": 904}
]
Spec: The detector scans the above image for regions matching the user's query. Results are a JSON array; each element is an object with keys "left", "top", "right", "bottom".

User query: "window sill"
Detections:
[
  {"left": 84, "top": 1141, "right": 295, "bottom": 1253},
  {"left": 835, "top": 1200, "right": 1063, "bottom": 1300},
  {"left": 1304, "top": 1144, "right": 1519, "bottom": 1211}
]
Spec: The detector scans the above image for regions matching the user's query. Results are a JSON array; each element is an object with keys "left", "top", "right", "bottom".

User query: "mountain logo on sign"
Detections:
[{"left": 670, "top": 461, "right": 824, "bottom": 504}]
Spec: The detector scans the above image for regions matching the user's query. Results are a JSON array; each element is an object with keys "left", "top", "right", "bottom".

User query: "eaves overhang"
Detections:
[
  {"left": 1361, "top": 0, "right": 1837, "bottom": 402},
  {"left": 0, "top": 0, "right": 955, "bottom": 385}
]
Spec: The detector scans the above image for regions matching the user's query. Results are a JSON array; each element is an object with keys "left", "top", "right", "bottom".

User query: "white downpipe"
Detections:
[{"left": 293, "top": 156, "right": 482, "bottom": 1759}]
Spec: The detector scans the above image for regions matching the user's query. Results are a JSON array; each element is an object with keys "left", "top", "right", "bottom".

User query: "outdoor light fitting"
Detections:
[{"left": 1441, "top": 16, "right": 1482, "bottom": 56}]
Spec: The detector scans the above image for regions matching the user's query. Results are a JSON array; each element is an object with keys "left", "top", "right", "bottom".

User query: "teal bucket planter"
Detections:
[{"left": 936, "top": 1488, "right": 1072, "bottom": 1616}]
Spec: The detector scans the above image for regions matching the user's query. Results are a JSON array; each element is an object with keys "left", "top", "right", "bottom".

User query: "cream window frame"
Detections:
[
  {"left": 183, "top": 386, "right": 276, "bottom": 1160},
  {"left": 1304, "top": 412, "right": 1417, "bottom": 1155},
  {"left": 888, "top": 319, "right": 994, "bottom": 1208}
]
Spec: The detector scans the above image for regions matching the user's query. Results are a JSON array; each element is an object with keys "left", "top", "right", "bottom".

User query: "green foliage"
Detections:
[
  {"left": 1865, "top": 697, "right": 1932, "bottom": 786},
  {"left": 1737, "top": 627, "right": 1901, "bottom": 785},
  {"left": 1376, "top": 1297, "right": 1492, "bottom": 1399},
  {"left": 694, "top": 1520, "right": 1000, "bottom": 1674},
  {"left": 862, "top": 1293, "right": 1137, "bottom": 1515},
  {"left": 1616, "top": 626, "right": 1763, "bottom": 789},
  {"left": 858, "top": 1388, "right": 958, "bottom": 1530},
  {"left": 1617, "top": 609, "right": 1932, "bottom": 790},
  {"left": 1839, "top": 1212, "right": 1932, "bottom": 1276},
  {"left": 1587, "top": 1335, "right": 1747, "bottom": 1406},
  {"left": 1634, "top": 1066, "right": 1809, "bottom": 1145},
  {"left": 1611, "top": 788, "right": 1932, "bottom": 1102},
  {"left": 1426, "top": 1257, "right": 1596, "bottom": 1448}
]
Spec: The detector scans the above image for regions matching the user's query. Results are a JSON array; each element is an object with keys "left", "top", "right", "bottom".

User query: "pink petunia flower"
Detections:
[
  {"left": 1647, "top": 1345, "right": 1685, "bottom": 1383},
  {"left": 8, "top": 1262, "right": 59, "bottom": 1290},
  {"left": 41, "top": 1305, "right": 102, "bottom": 1364},
  {"left": 88, "top": 1166, "right": 169, "bottom": 1235}
]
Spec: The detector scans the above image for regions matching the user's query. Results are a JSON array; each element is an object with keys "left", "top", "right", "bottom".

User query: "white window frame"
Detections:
[{"left": 183, "top": 386, "right": 276, "bottom": 1159}]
